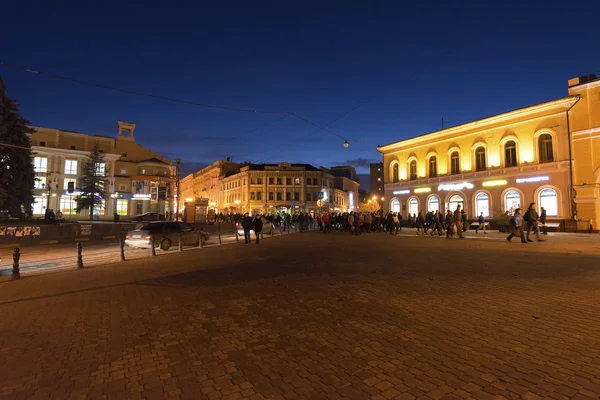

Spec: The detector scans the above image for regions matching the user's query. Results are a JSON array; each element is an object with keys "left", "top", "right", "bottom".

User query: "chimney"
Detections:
[{"left": 568, "top": 74, "right": 598, "bottom": 88}]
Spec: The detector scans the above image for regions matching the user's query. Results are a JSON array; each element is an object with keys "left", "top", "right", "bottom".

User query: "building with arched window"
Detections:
[{"left": 377, "top": 74, "right": 600, "bottom": 231}]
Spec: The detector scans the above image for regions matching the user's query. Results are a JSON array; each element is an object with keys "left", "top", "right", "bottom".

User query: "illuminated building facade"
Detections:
[{"left": 377, "top": 75, "right": 600, "bottom": 230}]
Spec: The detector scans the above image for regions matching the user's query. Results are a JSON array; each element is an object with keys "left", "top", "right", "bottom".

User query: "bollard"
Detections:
[
  {"left": 217, "top": 222, "right": 222, "bottom": 246},
  {"left": 120, "top": 239, "right": 126, "bottom": 261},
  {"left": 77, "top": 242, "right": 84, "bottom": 269},
  {"left": 198, "top": 231, "right": 204, "bottom": 248},
  {"left": 12, "top": 248, "right": 20, "bottom": 280},
  {"left": 178, "top": 233, "right": 183, "bottom": 252},
  {"left": 151, "top": 236, "right": 156, "bottom": 256}
]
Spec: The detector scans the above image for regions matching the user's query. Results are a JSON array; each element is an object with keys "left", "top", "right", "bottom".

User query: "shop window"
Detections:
[
  {"left": 60, "top": 196, "right": 76, "bottom": 215},
  {"left": 408, "top": 197, "right": 419, "bottom": 216},
  {"left": 409, "top": 160, "right": 417, "bottom": 180},
  {"left": 116, "top": 199, "right": 129, "bottom": 216},
  {"left": 429, "top": 156, "right": 437, "bottom": 178},
  {"left": 475, "top": 147, "right": 486, "bottom": 171},
  {"left": 33, "top": 196, "right": 45, "bottom": 214},
  {"left": 448, "top": 194, "right": 464, "bottom": 213},
  {"left": 539, "top": 134, "right": 554, "bottom": 163},
  {"left": 504, "top": 141, "right": 517, "bottom": 167},
  {"left": 475, "top": 192, "right": 490, "bottom": 217},
  {"left": 391, "top": 198, "right": 401, "bottom": 213},
  {"left": 427, "top": 196, "right": 440, "bottom": 212},
  {"left": 93, "top": 199, "right": 106, "bottom": 216},
  {"left": 451, "top": 152, "right": 460, "bottom": 174},
  {"left": 539, "top": 188, "right": 558, "bottom": 216},
  {"left": 392, "top": 164, "right": 399, "bottom": 182},
  {"left": 504, "top": 190, "right": 521, "bottom": 214}
]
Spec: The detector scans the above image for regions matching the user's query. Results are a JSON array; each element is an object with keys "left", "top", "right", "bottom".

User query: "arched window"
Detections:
[
  {"left": 408, "top": 197, "right": 419, "bottom": 216},
  {"left": 429, "top": 156, "right": 437, "bottom": 178},
  {"left": 539, "top": 188, "right": 558, "bottom": 216},
  {"left": 475, "top": 192, "right": 490, "bottom": 217},
  {"left": 505, "top": 141, "right": 517, "bottom": 167},
  {"left": 409, "top": 160, "right": 417, "bottom": 180},
  {"left": 390, "top": 198, "right": 401, "bottom": 213},
  {"left": 448, "top": 194, "right": 464, "bottom": 213},
  {"left": 504, "top": 190, "right": 521, "bottom": 214},
  {"left": 450, "top": 152, "right": 460, "bottom": 174},
  {"left": 427, "top": 196, "right": 440, "bottom": 212},
  {"left": 392, "top": 164, "right": 399, "bottom": 182},
  {"left": 539, "top": 134, "right": 554, "bottom": 163},
  {"left": 475, "top": 147, "right": 486, "bottom": 171}
]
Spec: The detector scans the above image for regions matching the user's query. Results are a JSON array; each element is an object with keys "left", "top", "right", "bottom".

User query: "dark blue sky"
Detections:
[{"left": 2, "top": 0, "right": 600, "bottom": 186}]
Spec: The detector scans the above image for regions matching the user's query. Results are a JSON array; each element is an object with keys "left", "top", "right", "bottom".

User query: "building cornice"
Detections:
[
  {"left": 568, "top": 79, "right": 600, "bottom": 91},
  {"left": 377, "top": 96, "right": 579, "bottom": 154},
  {"left": 32, "top": 146, "right": 121, "bottom": 161},
  {"left": 571, "top": 127, "right": 600, "bottom": 138}
]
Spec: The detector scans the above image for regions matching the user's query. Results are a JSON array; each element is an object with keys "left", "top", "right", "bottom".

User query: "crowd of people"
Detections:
[{"left": 506, "top": 202, "right": 547, "bottom": 243}]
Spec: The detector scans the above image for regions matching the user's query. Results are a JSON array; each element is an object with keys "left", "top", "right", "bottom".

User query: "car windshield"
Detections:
[{"left": 140, "top": 223, "right": 164, "bottom": 231}]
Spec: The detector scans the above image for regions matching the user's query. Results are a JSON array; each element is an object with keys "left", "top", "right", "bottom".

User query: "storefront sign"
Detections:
[
  {"left": 414, "top": 187, "right": 431, "bottom": 193},
  {"left": 80, "top": 224, "right": 92, "bottom": 236},
  {"left": 133, "top": 193, "right": 151, "bottom": 200},
  {"left": 516, "top": 176, "right": 549, "bottom": 184},
  {"left": 438, "top": 182, "right": 474, "bottom": 191},
  {"left": 482, "top": 179, "right": 508, "bottom": 187},
  {"left": 393, "top": 190, "right": 410, "bottom": 195}
]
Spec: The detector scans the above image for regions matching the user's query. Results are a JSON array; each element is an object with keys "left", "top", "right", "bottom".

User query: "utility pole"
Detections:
[
  {"left": 442, "top": 117, "right": 444, "bottom": 129},
  {"left": 175, "top": 158, "right": 181, "bottom": 222}
]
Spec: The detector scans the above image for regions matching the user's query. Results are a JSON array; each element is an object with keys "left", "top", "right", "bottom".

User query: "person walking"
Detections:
[
  {"left": 540, "top": 207, "right": 548, "bottom": 235},
  {"left": 445, "top": 209, "right": 454, "bottom": 238},
  {"left": 475, "top": 212, "right": 487, "bottom": 234},
  {"left": 241, "top": 213, "right": 253, "bottom": 244},
  {"left": 461, "top": 209, "right": 468, "bottom": 232},
  {"left": 454, "top": 205, "right": 464, "bottom": 239},
  {"left": 507, "top": 208, "right": 527, "bottom": 243},
  {"left": 525, "top": 202, "right": 543, "bottom": 242},
  {"left": 415, "top": 211, "right": 425, "bottom": 236},
  {"left": 252, "top": 214, "right": 263, "bottom": 244},
  {"left": 386, "top": 212, "right": 395, "bottom": 235}
]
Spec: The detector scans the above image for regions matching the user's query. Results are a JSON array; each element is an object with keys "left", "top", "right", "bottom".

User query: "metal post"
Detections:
[
  {"left": 178, "top": 232, "right": 183, "bottom": 252},
  {"left": 218, "top": 222, "right": 222, "bottom": 246},
  {"left": 12, "top": 248, "right": 20, "bottom": 280},
  {"left": 151, "top": 236, "right": 156, "bottom": 256},
  {"left": 198, "top": 231, "right": 204, "bottom": 248},
  {"left": 120, "top": 239, "right": 126, "bottom": 261},
  {"left": 77, "top": 242, "right": 84, "bottom": 269}
]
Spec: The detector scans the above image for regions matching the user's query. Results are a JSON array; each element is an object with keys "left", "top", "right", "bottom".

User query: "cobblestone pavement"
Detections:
[{"left": 1, "top": 232, "right": 600, "bottom": 400}]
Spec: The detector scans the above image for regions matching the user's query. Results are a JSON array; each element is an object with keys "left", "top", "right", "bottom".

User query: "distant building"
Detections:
[
  {"left": 329, "top": 165, "right": 357, "bottom": 181},
  {"left": 370, "top": 162, "right": 384, "bottom": 195}
]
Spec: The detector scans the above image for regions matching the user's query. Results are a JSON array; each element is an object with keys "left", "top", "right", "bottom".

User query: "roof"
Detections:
[{"left": 138, "top": 157, "right": 170, "bottom": 165}]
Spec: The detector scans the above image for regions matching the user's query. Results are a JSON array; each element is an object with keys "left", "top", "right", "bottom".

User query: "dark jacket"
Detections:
[
  {"left": 478, "top": 215, "right": 485, "bottom": 224},
  {"left": 241, "top": 216, "right": 253, "bottom": 230},
  {"left": 253, "top": 217, "right": 263, "bottom": 232}
]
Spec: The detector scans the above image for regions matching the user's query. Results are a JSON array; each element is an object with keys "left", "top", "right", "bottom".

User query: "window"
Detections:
[
  {"left": 408, "top": 198, "right": 419, "bottom": 216},
  {"left": 93, "top": 199, "right": 106, "bottom": 216},
  {"left": 451, "top": 152, "right": 460, "bottom": 174},
  {"left": 64, "top": 160, "right": 78, "bottom": 175},
  {"left": 70, "top": 146, "right": 77, "bottom": 150},
  {"left": 306, "top": 193, "right": 312, "bottom": 201},
  {"left": 63, "top": 179, "right": 76, "bottom": 190},
  {"left": 448, "top": 195, "right": 464, "bottom": 213},
  {"left": 39, "top": 141, "right": 46, "bottom": 146},
  {"left": 33, "top": 196, "right": 45, "bottom": 214},
  {"left": 277, "top": 192, "right": 282, "bottom": 201},
  {"left": 306, "top": 178, "right": 311, "bottom": 185},
  {"left": 294, "top": 177, "right": 300, "bottom": 185},
  {"left": 505, "top": 190, "right": 521, "bottom": 214},
  {"left": 539, "top": 189, "right": 558, "bottom": 216},
  {"left": 269, "top": 177, "right": 274, "bottom": 185},
  {"left": 116, "top": 199, "right": 128, "bottom": 216},
  {"left": 277, "top": 178, "right": 282, "bottom": 185},
  {"left": 120, "top": 169, "right": 127, "bottom": 175},
  {"left": 475, "top": 147, "right": 486, "bottom": 171},
  {"left": 391, "top": 198, "right": 400, "bottom": 213},
  {"left": 250, "top": 192, "right": 256, "bottom": 200},
  {"left": 256, "top": 192, "right": 262, "bottom": 201},
  {"left": 269, "top": 192, "right": 274, "bottom": 201},
  {"left": 427, "top": 196, "right": 440, "bottom": 213},
  {"left": 504, "top": 141, "right": 517, "bottom": 167},
  {"left": 257, "top": 178, "right": 263, "bottom": 184},
  {"left": 409, "top": 160, "right": 417, "bottom": 180},
  {"left": 313, "top": 178, "right": 319, "bottom": 185},
  {"left": 286, "top": 178, "right": 291, "bottom": 185},
  {"left": 34, "top": 176, "right": 46, "bottom": 189},
  {"left": 294, "top": 192, "right": 300, "bottom": 201},
  {"left": 152, "top": 169, "right": 158, "bottom": 175},
  {"left": 141, "top": 169, "right": 146, "bottom": 175},
  {"left": 250, "top": 178, "right": 255, "bottom": 184},
  {"left": 539, "top": 134, "right": 554, "bottom": 163},
  {"left": 60, "top": 196, "right": 76, "bottom": 215},
  {"left": 475, "top": 192, "right": 490, "bottom": 217},
  {"left": 34, "top": 157, "right": 48, "bottom": 173},
  {"left": 392, "top": 164, "right": 399, "bottom": 182},
  {"left": 285, "top": 192, "right": 291, "bottom": 201},
  {"left": 429, "top": 157, "right": 437, "bottom": 178}
]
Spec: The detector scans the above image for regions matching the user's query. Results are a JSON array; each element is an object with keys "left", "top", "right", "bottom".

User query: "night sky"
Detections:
[{"left": 2, "top": 0, "right": 600, "bottom": 190}]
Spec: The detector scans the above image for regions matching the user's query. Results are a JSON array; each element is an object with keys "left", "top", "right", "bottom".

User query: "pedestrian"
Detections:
[
  {"left": 540, "top": 207, "right": 548, "bottom": 235},
  {"left": 241, "top": 212, "right": 253, "bottom": 244},
  {"left": 392, "top": 213, "right": 399, "bottom": 234},
  {"left": 525, "top": 202, "right": 543, "bottom": 242},
  {"left": 461, "top": 209, "right": 468, "bottom": 232},
  {"left": 415, "top": 211, "right": 425, "bottom": 236},
  {"left": 253, "top": 214, "right": 263, "bottom": 244},
  {"left": 445, "top": 210, "right": 454, "bottom": 238},
  {"left": 386, "top": 212, "right": 395, "bottom": 235},
  {"left": 507, "top": 208, "right": 527, "bottom": 243},
  {"left": 454, "top": 205, "right": 464, "bottom": 239},
  {"left": 475, "top": 212, "right": 487, "bottom": 234}
]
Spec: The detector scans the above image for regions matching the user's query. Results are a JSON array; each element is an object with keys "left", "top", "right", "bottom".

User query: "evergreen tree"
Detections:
[
  {"left": 75, "top": 145, "right": 108, "bottom": 220},
  {"left": 0, "top": 76, "right": 35, "bottom": 219}
]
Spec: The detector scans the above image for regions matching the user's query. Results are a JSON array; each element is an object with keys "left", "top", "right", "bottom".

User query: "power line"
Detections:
[{"left": 0, "top": 142, "right": 31, "bottom": 150}]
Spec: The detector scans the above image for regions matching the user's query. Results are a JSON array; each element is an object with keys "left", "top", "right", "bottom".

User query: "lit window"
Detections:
[
  {"left": 60, "top": 196, "right": 76, "bottom": 215},
  {"left": 294, "top": 178, "right": 300, "bottom": 185},
  {"left": 34, "top": 157, "right": 48, "bottom": 173},
  {"left": 427, "top": 196, "right": 439, "bottom": 212},
  {"left": 451, "top": 152, "right": 460, "bottom": 174},
  {"left": 408, "top": 198, "right": 419, "bottom": 216},
  {"left": 448, "top": 195, "right": 464, "bottom": 212},
  {"left": 429, "top": 157, "right": 437, "bottom": 178},
  {"left": 34, "top": 176, "right": 46, "bottom": 189},
  {"left": 391, "top": 199, "right": 400, "bottom": 213},
  {"left": 475, "top": 147, "right": 486, "bottom": 171},
  {"left": 64, "top": 159, "right": 78, "bottom": 175},
  {"left": 392, "top": 164, "right": 399, "bottom": 182},
  {"left": 63, "top": 179, "right": 76, "bottom": 190},
  {"left": 475, "top": 192, "right": 490, "bottom": 217},
  {"left": 539, "top": 189, "right": 558, "bottom": 216},
  {"left": 504, "top": 141, "right": 517, "bottom": 167},
  {"left": 33, "top": 196, "right": 45, "bottom": 214},
  {"left": 116, "top": 199, "right": 129, "bottom": 216},
  {"left": 539, "top": 134, "right": 554, "bottom": 163},
  {"left": 409, "top": 160, "right": 417, "bottom": 180},
  {"left": 505, "top": 190, "right": 521, "bottom": 214},
  {"left": 93, "top": 199, "right": 106, "bottom": 216}
]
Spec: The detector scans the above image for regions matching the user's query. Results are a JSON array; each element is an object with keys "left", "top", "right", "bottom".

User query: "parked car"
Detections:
[
  {"left": 134, "top": 212, "right": 165, "bottom": 222},
  {"left": 236, "top": 217, "right": 275, "bottom": 238},
  {"left": 125, "top": 221, "right": 209, "bottom": 251}
]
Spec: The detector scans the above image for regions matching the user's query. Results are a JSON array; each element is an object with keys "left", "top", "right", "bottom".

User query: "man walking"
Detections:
[
  {"left": 475, "top": 212, "right": 487, "bottom": 234},
  {"left": 507, "top": 208, "right": 527, "bottom": 243},
  {"left": 241, "top": 213, "right": 253, "bottom": 244},
  {"left": 253, "top": 214, "right": 263, "bottom": 244},
  {"left": 454, "top": 205, "right": 464, "bottom": 239},
  {"left": 525, "top": 202, "right": 543, "bottom": 242}
]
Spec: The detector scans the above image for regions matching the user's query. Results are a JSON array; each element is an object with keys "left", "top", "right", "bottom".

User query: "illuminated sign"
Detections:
[
  {"left": 133, "top": 193, "right": 152, "bottom": 200},
  {"left": 438, "top": 182, "right": 474, "bottom": 191},
  {"left": 414, "top": 187, "right": 431, "bottom": 194},
  {"left": 482, "top": 179, "right": 508, "bottom": 187},
  {"left": 393, "top": 190, "right": 410, "bottom": 195},
  {"left": 516, "top": 176, "right": 549, "bottom": 184}
]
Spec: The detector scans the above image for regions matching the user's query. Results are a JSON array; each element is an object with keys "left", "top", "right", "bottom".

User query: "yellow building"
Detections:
[
  {"left": 377, "top": 75, "right": 600, "bottom": 231},
  {"left": 30, "top": 121, "right": 175, "bottom": 220}
]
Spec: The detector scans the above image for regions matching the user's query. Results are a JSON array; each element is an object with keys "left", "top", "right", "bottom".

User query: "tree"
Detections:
[
  {"left": 75, "top": 145, "right": 107, "bottom": 220},
  {"left": 0, "top": 76, "right": 35, "bottom": 219},
  {"left": 359, "top": 200, "right": 380, "bottom": 213}
]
